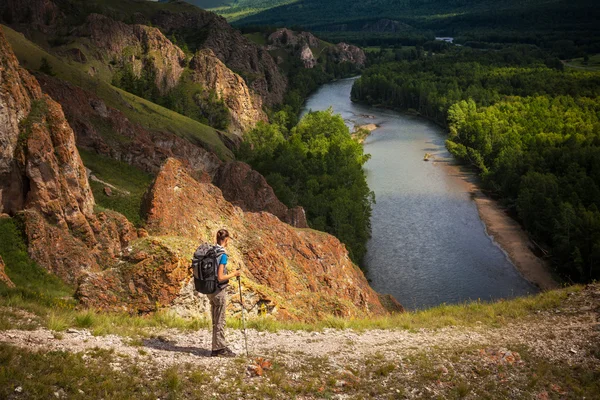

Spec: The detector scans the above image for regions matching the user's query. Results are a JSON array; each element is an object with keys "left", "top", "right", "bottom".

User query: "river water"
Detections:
[{"left": 303, "top": 78, "right": 537, "bottom": 310}]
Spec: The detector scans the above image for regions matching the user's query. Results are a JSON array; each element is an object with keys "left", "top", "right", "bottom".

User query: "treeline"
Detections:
[
  {"left": 237, "top": 110, "right": 374, "bottom": 265},
  {"left": 352, "top": 46, "right": 600, "bottom": 282}
]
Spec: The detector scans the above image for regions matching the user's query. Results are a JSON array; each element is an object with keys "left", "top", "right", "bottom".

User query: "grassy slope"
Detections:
[
  {"left": 78, "top": 149, "right": 153, "bottom": 227},
  {"left": 1, "top": 25, "right": 234, "bottom": 160}
]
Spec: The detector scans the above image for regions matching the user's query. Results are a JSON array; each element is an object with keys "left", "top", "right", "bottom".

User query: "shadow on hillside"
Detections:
[{"left": 143, "top": 338, "right": 212, "bottom": 357}]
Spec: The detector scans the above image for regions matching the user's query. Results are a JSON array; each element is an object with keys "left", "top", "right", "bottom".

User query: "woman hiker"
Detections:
[{"left": 208, "top": 229, "right": 240, "bottom": 357}]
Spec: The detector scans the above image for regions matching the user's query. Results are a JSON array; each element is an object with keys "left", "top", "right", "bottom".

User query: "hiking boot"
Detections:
[{"left": 211, "top": 347, "right": 236, "bottom": 358}]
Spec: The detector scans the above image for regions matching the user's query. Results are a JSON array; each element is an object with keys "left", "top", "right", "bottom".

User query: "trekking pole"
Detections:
[{"left": 238, "top": 276, "right": 249, "bottom": 357}]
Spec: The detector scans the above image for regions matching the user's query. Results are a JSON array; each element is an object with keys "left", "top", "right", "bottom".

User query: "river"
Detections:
[{"left": 303, "top": 78, "right": 537, "bottom": 310}]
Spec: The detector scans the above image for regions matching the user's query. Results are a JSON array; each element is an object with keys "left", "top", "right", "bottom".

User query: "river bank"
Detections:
[
  {"left": 351, "top": 100, "right": 559, "bottom": 291},
  {"left": 442, "top": 161, "right": 560, "bottom": 290}
]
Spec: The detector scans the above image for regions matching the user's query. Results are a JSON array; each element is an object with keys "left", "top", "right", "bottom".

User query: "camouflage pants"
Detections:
[{"left": 207, "top": 289, "right": 227, "bottom": 351}]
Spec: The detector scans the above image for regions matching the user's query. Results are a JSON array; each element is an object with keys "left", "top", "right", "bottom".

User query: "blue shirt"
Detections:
[{"left": 215, "top": 245, "right": 229, "bottom": 290}]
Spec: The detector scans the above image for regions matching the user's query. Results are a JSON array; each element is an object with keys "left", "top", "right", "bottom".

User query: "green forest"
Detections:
[
  {"left": 352, "top": 46, "right": 600, "bottom": 282},
  {"left": 206, "top": 0, "right": 599, "bottom": 58},
  {"left": 237, "top": 110, "right": 374, "bottom": 264}
]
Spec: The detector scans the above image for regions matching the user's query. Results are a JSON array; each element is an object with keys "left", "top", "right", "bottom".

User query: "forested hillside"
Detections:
[
  {"left": 199, "top": 0, "right": 599, "bottom": 57},
  {"left": 352, "top": 46, "right": 600, "bottom": 282}
]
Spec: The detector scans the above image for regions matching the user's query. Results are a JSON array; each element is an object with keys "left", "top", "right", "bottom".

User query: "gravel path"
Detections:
[{"left": 1, "top": 288, "right": 598, "bottom": 372}]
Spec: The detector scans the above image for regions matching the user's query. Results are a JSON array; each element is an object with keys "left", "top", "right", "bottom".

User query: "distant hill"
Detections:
[{"left": 195, "top": 0, "right": 600, "bottom": 56}]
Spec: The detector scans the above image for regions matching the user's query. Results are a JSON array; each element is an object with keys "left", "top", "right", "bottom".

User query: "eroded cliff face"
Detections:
[
  {"left": 76, "top": 14, "right": 186, "bottom": 94},
  {"left": 189, "top": 49, "right": 268, "bottom": 135},
  {"left": 150, "top": 10, "right": 287, "bottom": 107},
  {"left": 0, "top": 27, "right": 136, "bottom": 284},
  {"left": 78, "top": 159, "right": 389, "bottom": 320}
]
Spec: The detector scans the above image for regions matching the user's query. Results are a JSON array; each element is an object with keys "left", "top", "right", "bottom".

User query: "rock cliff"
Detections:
[
  {"left": 76, "top": 14, "right": 186, "bottom": 94},
  {"left": 189, "top": 49, "right": 267, "bottom": 135},
  {"left": 150, "top": 9, "right": 287, "bottom": 107},
  {"left": 213, "top": 161, "right": 308, "bottom": 228},
  {"left": 0, "top": 27, "right": 136, "bottom": 284},
  {"left": 77, "top": 159, "right": 389, "bottom": 320}
]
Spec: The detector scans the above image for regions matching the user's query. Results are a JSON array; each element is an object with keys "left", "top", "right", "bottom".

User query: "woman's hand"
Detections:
[{"left": 232, "top": 270, "right": 241, "bottom": 278}]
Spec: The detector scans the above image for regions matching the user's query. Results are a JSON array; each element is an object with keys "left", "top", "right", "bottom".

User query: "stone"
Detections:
[{"left": 103, "top": 186, "right": 112, "bottom": 197}]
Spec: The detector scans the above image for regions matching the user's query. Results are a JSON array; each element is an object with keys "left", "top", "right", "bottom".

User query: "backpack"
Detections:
[{"left": 190, "top": 243, "right": 225, "bottom": 294}]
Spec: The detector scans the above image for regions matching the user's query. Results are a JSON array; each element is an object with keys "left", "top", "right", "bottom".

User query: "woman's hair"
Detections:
[{"left": 216, "top": 229, "right": 230, "bottom": 245}]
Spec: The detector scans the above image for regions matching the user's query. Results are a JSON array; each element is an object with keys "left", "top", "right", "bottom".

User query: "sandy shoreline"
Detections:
[{"left": 441, "top": 160, "right": 559, "bottom": 291}]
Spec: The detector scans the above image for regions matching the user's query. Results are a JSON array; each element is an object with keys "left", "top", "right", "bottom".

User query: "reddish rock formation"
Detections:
[
  {"left": 0, "top": 27, "right": 136, "bottom": 284},
  {"left": 75, "top": 14, "right": 186, "bottom": 94},
  {"left": 0, "top": 255, "right": 15, "bottom": 288},
  {"left": 189, "top": 49, "right": 268, "bottom": 135},
  {"left": 36, "top": 74, "right": 223, "bottom": 177},
  {"left": 150, "top": 9, "right": 287, "bottom": 106},
  {"left": 213, "top": 161, "right": 308, "bottom": 228},
  {"left": 77, "top": 159, "right": 390, "bottom": 320}
]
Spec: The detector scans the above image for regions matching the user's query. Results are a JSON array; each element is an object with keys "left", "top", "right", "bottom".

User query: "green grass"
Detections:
[
  {"left": 78, "top": 149, "right": 152, "bottom": 227},
  {"left": 0, "top": 218, "right": 74, "bottom": 304},
  {"left": 2, "top": 340, "right": 597, "bottom": 399},
  {"left": 1, "top": 25, "right": 233, "bottom": 160},
  {"left": 243, "top": 32, "right": 267, "bottom": 46}
]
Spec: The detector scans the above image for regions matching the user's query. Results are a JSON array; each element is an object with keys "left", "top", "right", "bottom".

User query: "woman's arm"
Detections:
[{"left": 217, "top": 264, "right": 241, "bottom": 282}]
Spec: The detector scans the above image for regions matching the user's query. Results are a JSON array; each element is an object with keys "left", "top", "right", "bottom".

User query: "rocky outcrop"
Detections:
[
  {"left": 76, "top": 14, "right": 186, "bottom": 94},
  {"left": 332, "top": 43, "right": 366, "bottom": 67},
  {"left": 267, "top": 28, "right": 366, "bottom": 69},
  {"left": 299, "top": 45, "right": 317, "bottom": 69},
  {"left": 0, "top": 27, "right": 136, "bottom": 284},
  {"left": 36, "top": 74, "right": 223, "bottom": 177},
  {"left": 213, "top": 161, "right": 308, "bottom": 228},
  {"left": 0, "top": 255, "right": 15, "bottom": 288},
  {"left": 0, "top": 0, "right": 61, "bottom": 34},
  {"left": 150, "top": 10, "right": 287, "bottom": 107},
  {"left": 268, "top": 29, "right": 320, "bottom": 49},
  {"left": 78, "top": 159, "right": 389, "bottom": 320},
  {"left": 189, "top": 49, "right": 268, "bottom": 135}
]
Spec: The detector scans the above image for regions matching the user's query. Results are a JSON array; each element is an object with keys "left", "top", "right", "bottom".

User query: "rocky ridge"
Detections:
[
  {"left": 149, "top": 8, "right": 287, "bottom": 107},
  {"left": 189, "top": 49, "right": 268, "bottom": 135},
  {"left": 36, "top": 74, "right": 223, "bottom": 177},
  {"left": 76, "top": 14, "right": 186, "bottom": 95},
  {"left": 267, "top": 28, "right": 366, "bottom": 68},
  {"left": 77, "top": 159, "right": 388, "bottom": 320},
  {"left": 0, "top": 27, "right": 136, "bottom": 285},
  {"left": 35, "top": 74, "right": 306, "bottom": 228}
]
